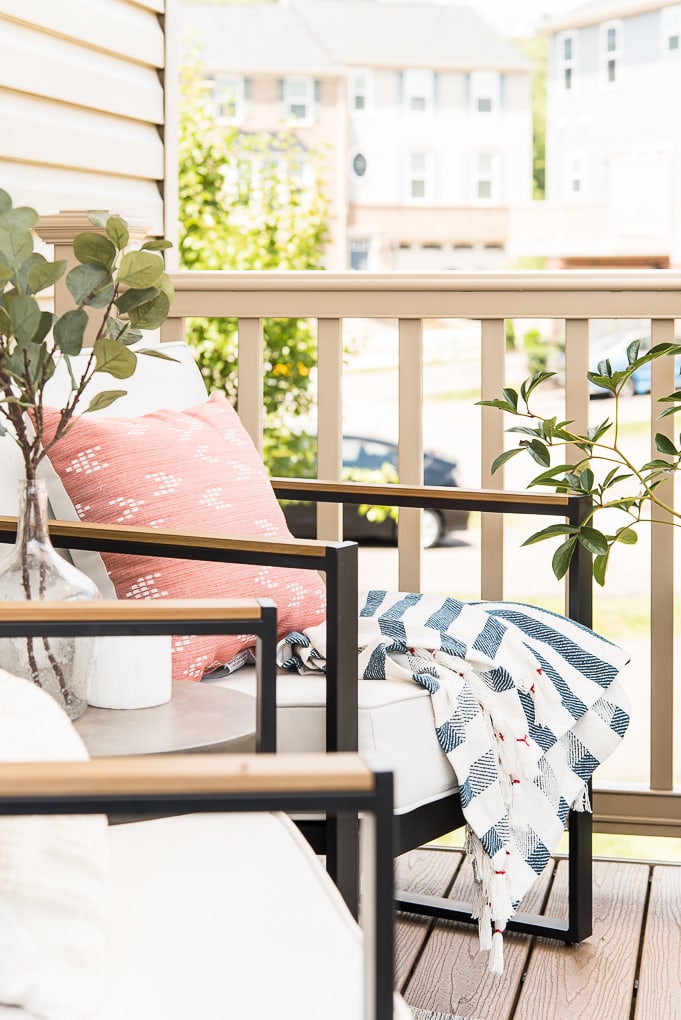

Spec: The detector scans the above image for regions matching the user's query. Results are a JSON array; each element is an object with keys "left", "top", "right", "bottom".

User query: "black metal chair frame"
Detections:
[{"left": 0, "top": 481, "right": 593, "bottom": 943}]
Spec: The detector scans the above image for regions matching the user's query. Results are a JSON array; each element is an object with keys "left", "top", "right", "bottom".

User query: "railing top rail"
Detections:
[{"left": 167, "top": 269, "right": 681, "bottom": 295}]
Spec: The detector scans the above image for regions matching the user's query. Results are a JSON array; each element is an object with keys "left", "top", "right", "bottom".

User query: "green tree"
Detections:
[
  {"left": 178, "top": 56, "right": 329, "bottom": 476},
  {"left": 517, "top": 35, "right": 547, "bottom": 199}
]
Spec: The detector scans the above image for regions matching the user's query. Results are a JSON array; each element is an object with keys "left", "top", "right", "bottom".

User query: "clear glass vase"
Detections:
[{"left": 0, "top": 479, "right": 101, "bottom": 719}]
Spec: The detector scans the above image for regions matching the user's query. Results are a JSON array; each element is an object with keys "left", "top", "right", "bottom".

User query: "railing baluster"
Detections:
[
  {"left": 480, "top": 319, "right": 505, "bottom": 601},
  {"left": 649, "top": 317, "right": 676, "bottom": 792},
  {"left": 237, "top": 317, "right": 264, "bottom": 454},
  {"left": 317, "top": 318, "right": 343, "bottom": 541},
  {"left": 398, "top": 318, "right": 423, "bottom": 593}
]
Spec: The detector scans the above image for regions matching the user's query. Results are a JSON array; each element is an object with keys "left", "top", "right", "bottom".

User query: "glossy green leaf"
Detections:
[
  {"left": 93, "top": 338, "right": 137, "bottom": 379},
  {"left": 53, "top": 309, "right": 88, "bottom": 355},
  {"left": 73, "top": 233, "right": 116, "bottom": 270},
  {"left": 522, "top": 523, "right": 578, "bottom": 546},
  {"left": 117, "top": 250, "right": 164, "bottom": 288},
  {"left": 476, "top": 398, "right": 517, "bottom": 413},
  {"left": 552, "top": 536, "right": 577, "bottom": 580},
  {"left": 578, "top": 526, "right": 609, "bottom": 555},
  {"left": 593, "top": 552, "right": 609, "bottom": 587},
  {"left": 527, "top": 438, "right": 551, "bottom": 467},
  {"left": 615, "top": 527, "right": 638, "bottom": 545},
  {"left": 66, "top": 263, "right": 114, "bottom": 308},
  {"left": 654, "top": 433, "right": 677, "bottom": 456},
  {"left": 490, "top": 447, "right": 522, "bottom": 474},
  {"left": 501, "top": 387, "right": 518, "bottom": 411}
]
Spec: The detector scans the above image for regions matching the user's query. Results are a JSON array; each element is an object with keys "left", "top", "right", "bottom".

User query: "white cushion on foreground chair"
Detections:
[
  {"left": 210, "top": 668, "right": 459, "bottom": 813},
  {"left": 0, "top": 810, "right": 411, "bottom": 1020}
]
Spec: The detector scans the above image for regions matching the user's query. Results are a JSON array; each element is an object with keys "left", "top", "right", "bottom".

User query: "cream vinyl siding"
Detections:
[{"left": 0, "top": 0, "right": 168, "bottom": 234}]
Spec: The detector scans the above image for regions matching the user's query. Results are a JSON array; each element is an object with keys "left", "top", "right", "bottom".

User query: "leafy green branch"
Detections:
[
  {"left": 0, "top": 194, "right": 175, "bottom": 478},
  {"left": 478, "top": 340, "right": 681, "bottom": 585}
]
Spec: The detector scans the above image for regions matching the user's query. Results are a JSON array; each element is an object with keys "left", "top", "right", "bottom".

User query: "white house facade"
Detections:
[
  {"left": 515, "top": 0, "right": 681, "bottom": 268},
  {"left": 179, "top": 0, "right": 533, "bottom": 271}
]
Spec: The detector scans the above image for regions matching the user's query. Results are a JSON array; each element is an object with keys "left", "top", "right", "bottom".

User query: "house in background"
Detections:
[
  {"left": 512, "top": 0, "right": 681, "bottom": 269},
  {"left": 179, "top": 0, "right": 534, "bottom": 271}
]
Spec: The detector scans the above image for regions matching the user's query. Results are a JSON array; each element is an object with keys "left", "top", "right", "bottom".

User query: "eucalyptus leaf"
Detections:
[
  {"left": 86, "top": 389, "right": 127, "bottom": 413},
  {"left": 93, "top": 338, "right": 137, "bottom": 379},
  {"left": 115, "top": 286, "right": 159, "bottom": 315},
  {"left": 27, "top": 258, "right": 67, "bottom": 295},
  {"left": 106, "top": 215, "right": 130, "bottom": 250},
  {"left": 0, "top": 190, "right": 10, "bottom": 214},
  {"left": 117, "top": 250, "right": 164, "bottom": 288},
  {"left": 86, "top": 211, "right": 110, "bottom": 228},
  {"left": 32, "top": 311, "right": 55, "bottom": 347},
  {"left": 141, "top": 239, "right": 173, "bottom": 251},
  {"left": 128, "top": 291, "right": 170, "bottom": 330},
  {"left": 0, "top": 264, "right": 12, "bottom": 285},
  {"left": 137, "top": 347, "right": 180, "bottom": 363},
  {"left": 73, "top": 232, "right": 116, "bottom": 270},
  {"left": 9, "top": 295, "right": 41, "bottom": 343},
  {"left": 0, "top": 206, "right": 38, "bottom": 231},
  {"left": 0, "top": 228, "right": 33, "bottom": 268},
  {"left": 66, "top": 263, "right": 115, "bottom": 308},
  {"left": 53, "top": 309, "right": 88, "bottom": 355}
]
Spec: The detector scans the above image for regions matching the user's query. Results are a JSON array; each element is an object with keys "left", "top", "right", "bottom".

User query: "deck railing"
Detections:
[{"left": 162, "top": 269, "right": 681, "bottom": 841}]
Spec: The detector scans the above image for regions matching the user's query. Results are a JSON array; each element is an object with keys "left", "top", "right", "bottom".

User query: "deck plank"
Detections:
[
  {"left": 402, "top": 850, "right": 552, "bottom": 1020},
  {"left": 395, "top": 848, "right": 462, "bottom": 988},
  {"left": 514, "top": 859, "right": 648, "bottom": 1020},
  {"left": 634, "top": 865, "right": 681, "bottom": 1020}
]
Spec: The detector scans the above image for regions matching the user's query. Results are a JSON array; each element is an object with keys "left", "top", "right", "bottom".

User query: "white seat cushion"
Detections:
[
  {"left": 210, "top": 667, "right": 459, "bottom": 814},
  {"left": 0, "top": 812, "right": 412, "bottom": 1020}
]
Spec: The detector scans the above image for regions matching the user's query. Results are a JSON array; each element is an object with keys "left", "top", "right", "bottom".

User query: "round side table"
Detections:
[{"left": 74, "top": 680, "right": 257, "bottom": 757}]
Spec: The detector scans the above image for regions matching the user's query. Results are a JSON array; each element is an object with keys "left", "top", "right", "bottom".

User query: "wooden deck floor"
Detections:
[{"left": 395, "top": 847, "right": 681, "bottom": 1020}]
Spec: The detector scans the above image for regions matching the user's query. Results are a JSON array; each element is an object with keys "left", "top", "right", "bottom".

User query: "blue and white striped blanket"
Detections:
[{"left": 278, "top": 590, "right": 630, "bottom": 973}]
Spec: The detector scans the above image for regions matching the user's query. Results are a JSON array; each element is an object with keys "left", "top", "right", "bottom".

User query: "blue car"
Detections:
[{"left": 589, "top": 331, "right": 681, "bottom": 397}]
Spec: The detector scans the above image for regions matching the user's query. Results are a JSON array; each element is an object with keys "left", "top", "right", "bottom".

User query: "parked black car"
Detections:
[{"left": 282, "top": 436, "right": 469, "bottom": 548}]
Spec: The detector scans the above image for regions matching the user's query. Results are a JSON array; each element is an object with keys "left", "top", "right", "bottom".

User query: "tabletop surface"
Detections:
[{"left": 74, "top": 680, "right": 257, "bottom": 756}]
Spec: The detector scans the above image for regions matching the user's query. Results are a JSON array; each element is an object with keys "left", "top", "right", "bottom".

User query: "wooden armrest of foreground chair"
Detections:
[{"left": 0, "top": 599, "right": 404, "bottom": 1020}]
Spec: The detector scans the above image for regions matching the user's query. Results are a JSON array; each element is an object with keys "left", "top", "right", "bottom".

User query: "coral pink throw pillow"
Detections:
[{"left": 41, "top": 393, "right": 326, "bottom": 680}]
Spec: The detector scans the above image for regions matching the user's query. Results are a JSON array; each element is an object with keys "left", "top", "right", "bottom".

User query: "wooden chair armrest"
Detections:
[
  {"left": 0, "top": 752, "right": 375, "bottom": 800},
  {"left": 272, "top": 477, "right": 587, "bottom": 520}
]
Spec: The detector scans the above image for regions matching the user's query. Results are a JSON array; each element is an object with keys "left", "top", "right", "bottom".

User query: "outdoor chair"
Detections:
[
  {"left": 0, "top": 340, "right": 598, "bottom": 947},
  {"left": 0, "top": 597, "right": 405, "bottom": 1020}
]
